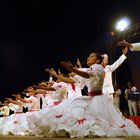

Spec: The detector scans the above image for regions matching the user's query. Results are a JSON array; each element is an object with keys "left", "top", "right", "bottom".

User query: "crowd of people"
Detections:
[{"left": 0, "top": 40, "right": 140, "bottom": 137}]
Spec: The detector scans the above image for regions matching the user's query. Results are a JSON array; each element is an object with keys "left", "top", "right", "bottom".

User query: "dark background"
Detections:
[{"left": 0, "top": 0, "right": 140, "bottom": 99}]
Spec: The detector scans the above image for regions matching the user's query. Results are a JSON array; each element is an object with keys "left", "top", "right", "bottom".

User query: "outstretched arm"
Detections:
[
  {"left": 61, "top": 62, "right": 90, "bottom": 78},
  {"left": 35, "top": 86, "right": 55, "bottom": 91},
  {"left": 6, "top": 98, "right": 22, "bottom": 105},
  {"left": 35, "top": 89, "right": 48, "bottom": 94},
  {"left": 15, "top": 95, "right": 31, "bottom": 103},
  {"left": 118, "top": 40, "right": 140, "bottom": 51},
  {"left": 46, "top": 68, "right": 75, "bottom": 83},
  {"left": 108, "top": 44, "right": 129, "bottom": 72},
  {"left": 76, "top": 58, "right": 82, "bottom": 68}
]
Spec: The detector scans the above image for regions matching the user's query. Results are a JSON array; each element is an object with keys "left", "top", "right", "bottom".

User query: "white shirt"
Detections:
[
  {"left": 41, "top": 94, "right": 50, "bottom": 108},
  {"left": 67, "top": 83, "right": 82, "bottom": 98},
  {"left": 35, "top": 91, "right": 45, "bottom": 110},
  {"left": 72, "top": 75, "right": 86, "bottom": 90},
  {"left": 25, "top": 96, "right": 38, "bottom": 111},
  {"left": 86, "top": 64, "right": 104, "bottom": 92},
  {"left": 76, "top": 68, "right": 89, "bottom": 89},
  {"left": 102, "top": 54, "right": 127, "bottom": 94},
  {"left": 125, "top": 86, "right": 137, "bottom": 93},
  {"left": 51, "top": 82, "right": 68, "bottom": 102},
  {"left": 0, "top": 106, "right": 10, "bottom": 116},
  {"left": 9, "top": 101, "right": 23, "bottom": 113}
]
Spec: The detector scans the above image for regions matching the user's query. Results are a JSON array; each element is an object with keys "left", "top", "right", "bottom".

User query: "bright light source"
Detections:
[{"left": 116, "top": 18, "right": 130, "bottom": 31}]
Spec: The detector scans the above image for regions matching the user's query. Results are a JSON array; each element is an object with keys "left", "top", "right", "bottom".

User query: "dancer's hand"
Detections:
[
  {"left": 45, "top": 68, "right": 57, "bottom": 77},
  {"left": 5, "top": 98, "right": 12, "bottom": 101},
  {"left": 50, "top": 69, "right": 57, "bottom": 77},
  {"left": 76, "top": 58, "right": 82, "bottom": 68},
  {"left": 61, "top": 61, "right": 74, "bottom": 72},
  {"left": 122, "top": 46, "right": 129, "bottom": 55},
  {"left": 118, "top": 40, "right": 132, "bottom": 49},
  {"left": 12, "top": 94, "right": 17, "bottom": 97},
  {"left": 45, "top": 68, "right": 50, "bottom": 73}
]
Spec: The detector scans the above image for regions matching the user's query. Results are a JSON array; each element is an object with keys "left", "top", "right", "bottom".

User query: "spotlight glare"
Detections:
[{"left": 116, "top": 18, "right": 130, "bottom": 32}]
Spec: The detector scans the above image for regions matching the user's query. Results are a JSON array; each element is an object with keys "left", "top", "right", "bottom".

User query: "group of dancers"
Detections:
[{"left": 0, "top": 40, "right": 140, "bottom": 137}]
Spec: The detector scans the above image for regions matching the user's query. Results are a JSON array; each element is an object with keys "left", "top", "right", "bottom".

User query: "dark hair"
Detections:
[{"left": 95, "top": 52, "right": 103, "bottom": 64}]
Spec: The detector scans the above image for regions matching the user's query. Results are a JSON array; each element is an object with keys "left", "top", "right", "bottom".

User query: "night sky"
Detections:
[{"left": 0, "top": 1, "right": 140, "bottom": 99}]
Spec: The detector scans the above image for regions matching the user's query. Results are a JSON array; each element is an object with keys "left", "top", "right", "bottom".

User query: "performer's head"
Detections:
[
  {"left": 127, "top": 81, "right": 133, "bottom": 89},
  {"left": 87, "top": 52, "right": 102, "bottom": 66},
  {"left": 26, "top": 86, "right": 34, "bottom": 92},
  {"left": 4, "top": 100, "right": 9, "bottom": 106},
  {"left": 26, "top": 86, "right": 35, "bottom": 96},
  {"left": 39, "top": 82, "right": 48, "bottom": 87},
  {"left": 68, "top": 72, "right": 75, "bottom": 77},
  {"left": 101, "top": 54, "right": 109, "bottom": 67},
  {"left": 114, "top": 83, "right": 120, "bottom": 90}
]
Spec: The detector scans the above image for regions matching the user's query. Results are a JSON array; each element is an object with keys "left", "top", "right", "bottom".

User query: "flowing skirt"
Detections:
[{"left": 26, "top": 95, "right": 140, "bottom": 137}]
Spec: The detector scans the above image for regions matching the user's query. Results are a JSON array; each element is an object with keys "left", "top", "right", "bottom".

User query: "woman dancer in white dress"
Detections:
[
  {"left": 0, "top": 51, "right": 140, "bottom": 137},
  {"left": 0, "top": 88, "right": 39, "bottom": 136},
  {"left": 24, "top": 51, "right": 140, "bottom": 138},
  {"left": 46, "top": 69, "right": 82, "bottom": 98}
]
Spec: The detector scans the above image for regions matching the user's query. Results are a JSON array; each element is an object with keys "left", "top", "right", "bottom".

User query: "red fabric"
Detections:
[
  {"left": 53, "top": 101, "right": 62, "bottom": 106},
  {"left": 88, "top": 91, "right": 102, "bottom": 97},
  {"left": 71, "top": 83, "right": 75, "bottom": 91},
  {"left": 15, "top": 112, "right": 22, "bottom": 114},
  {"left": 58, "top": 85, "right": 62, "bottom": 88},
  {"left": 77, "top": 118, "right": 86, "bottom": 124},
  {"left": 28, "top": 110, "right": 38, "bottom": 112},
  {"left": 120, "top": 124, "right": 125, "bottom": 128},
  {"left": 127, "top": 116, "right": 140, "bottom": 128}
]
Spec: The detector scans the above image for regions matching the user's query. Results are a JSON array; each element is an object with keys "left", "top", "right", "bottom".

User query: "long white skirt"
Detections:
[
  {"left": 26, "top": 95, "right": 140, "bottom": 137},
  {"left": 0, "top": 111, "right": 38, "bottom": 135}
]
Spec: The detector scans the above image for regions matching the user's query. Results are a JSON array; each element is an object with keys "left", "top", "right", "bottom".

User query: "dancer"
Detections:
[
  {"left": 46, "top": 68, "right": 82, "bottom": 98},
  {"left": 0, "top": 51, "right": 140, "bottom": 137},
  {"left": 101, "top": 42, "right": 129, "bottom": 102},
  {"left": 25, "top": 51, "right": 140, "bottom": 137}
]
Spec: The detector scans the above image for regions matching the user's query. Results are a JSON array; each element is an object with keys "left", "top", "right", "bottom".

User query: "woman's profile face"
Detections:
[
  {"left": 102, "top": 57, "right": 109, "bottom": 67},
  {"left": 87, "top": 53, "right": 97, "bottom": 66},
  {"left": 27, "top": 86, "right": 34, "bottom": 92}
]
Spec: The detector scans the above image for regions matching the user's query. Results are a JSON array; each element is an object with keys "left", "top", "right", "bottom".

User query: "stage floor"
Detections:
[{"left": 0, "top": 136, "right": 140, "bottom": 140}]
